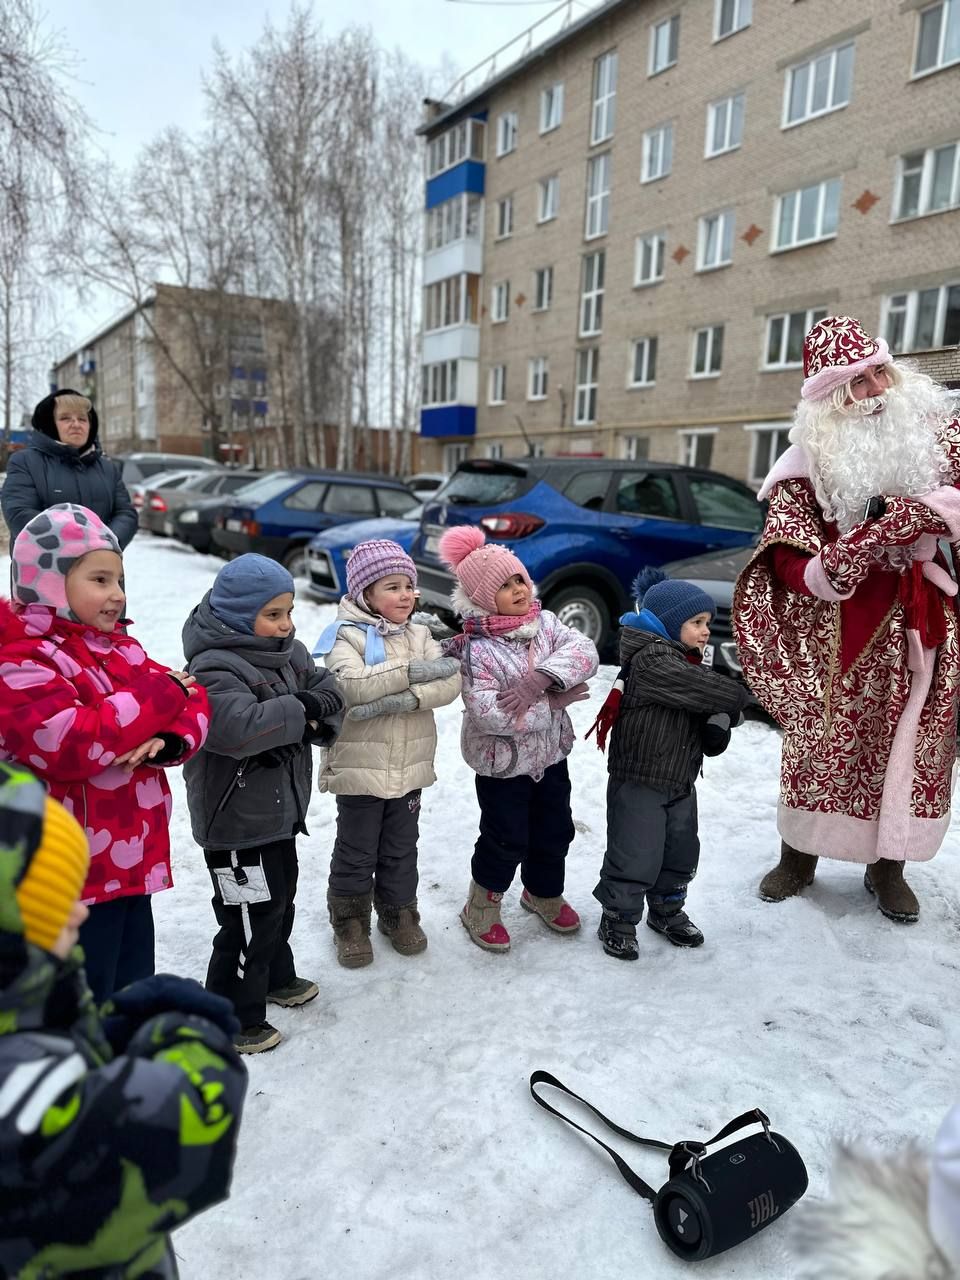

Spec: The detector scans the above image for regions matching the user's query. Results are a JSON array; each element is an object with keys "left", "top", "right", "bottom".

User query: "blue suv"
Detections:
[{"left": 411, "top": 458, "right": 764, "bottom": 653}]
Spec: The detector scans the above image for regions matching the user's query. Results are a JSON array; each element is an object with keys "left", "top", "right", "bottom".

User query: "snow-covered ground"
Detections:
[{"left": 9, "top": 534, "right": 960, "bottom": 1277}]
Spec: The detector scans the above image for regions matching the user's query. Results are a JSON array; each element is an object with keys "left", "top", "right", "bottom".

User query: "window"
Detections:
[
  {"left": 691, "top": 325, "right": 724, "bottom": 377},
  {"left": 624, "top": 435, "right": 650, "bottom": 461},
  {"left": 489, "top": 365, "right": 507, "bottom": 404},
  {"left": 580, "top": 251, "right": 605, "bottom": 337},
  {"left": 491, "top": 280, "right": 510, "bottom": 323},
  {"left": 784, "top": 43, "right": 854, "bottom": 127},
  {"left": 284, "top": 481, "right": 326, "bottom": 511},
  {"left": 540, "top": 82, "right": 564, "bottom": 133},
  {"left": 764, "top": 307, "right": 827, "bottom": 368},
  {"left": 616, "top": 472, "right": 680, "bottom": 519},
  {"left": 642, "top": 124, "right": 673, "bottom": 182},
  {"left": 895, "top": 142, "right": 960, "bottom": 219},
  {"left": 629, "top": 337, "right": 658, "bottom": 387},
  {"left": 422, "top": 359, "right": 460, "bottom": 406},
  {"left": 426, "top": 118, "right": 485, "bottom": 178},
  {"left": 591, "top": 50, "right": 618, "bottom": 144},
  {"left": 689, "top": 476, "right": 763, "bottom": 530},
  {"left": 530, "top": 441, "right": 546, "bottom": 458},
  {"left": 323, "top": 484, "right": 377, "bottom": 516},
  {"left": 534, "top": 266, "right": 554, "bottom": 312},
  {"left": 496, "top": 196, "right": 514, "bottom": 239},
  {"left": 424, "top": 275, "right": 477, "bottom": 330},
  {"left": 485, "top": 443, "right": 504, "bottom": 460},
  {"left": 585, "top": 153, "right": 611, "bottom": 237},
  {"left": 528, "top": 356, "right": 549, "bottom": 400},
  {"left": 650, "top": 15, "right": 679, "bottom": 75},
  {"left": 706, "top": 92, "right": 744, "bottom": 157},
  {"left": 574, "top": 348, "right": 599, "bottom": 424},
  {"left": 377, "top": 488, "right": 419, "bottom": 517},
  {"left": 882, "top": 282, "right": 960, "bottom": 351},
  {"left": 697, "top": 210, "right": 735, "bottom": 270},
  {"left": 538, "top": 175, "right": 559, "bottom": 223},
  {"left": 915, "top": 1, "right": 960, "bottom": 75},
  {"left": 496, "top": 111, "right": 518, "bottom": 157},
  {"left": 747, "top": 424, "right": 792, "bottom": 486},
  {"left": 565, "top": 470, "right": 612, "bottom": 509},
  {"left": 444, "top": 443, "right": 470, "bottom": 471},
  {"left": 635, "top": 232, "right": 665, "bottom": 286},
  {"left": 774, "top": 178, "right": 841, "bottom": 250},
  {"left": 715, "top": 0, "right": 751, "bottom": 39},
  {"left": 425, "top": 193, "right": 483, "bottom": 251},
  {"left": 679, "top": 431, "right": 716, "bottom": 468}
]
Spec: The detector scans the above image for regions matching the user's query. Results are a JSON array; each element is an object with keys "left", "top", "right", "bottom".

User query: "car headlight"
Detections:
[
  {"left": 179, "top": 510, "right": 199, "bottom": 524},
  {"left": 718, "top": 640, "right": 741, "bottom": 674}
]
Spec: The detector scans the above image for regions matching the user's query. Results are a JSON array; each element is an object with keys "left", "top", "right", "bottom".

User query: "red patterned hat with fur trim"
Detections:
[{"left": 800, "top": 315, "right": 890, "bottom": 402}]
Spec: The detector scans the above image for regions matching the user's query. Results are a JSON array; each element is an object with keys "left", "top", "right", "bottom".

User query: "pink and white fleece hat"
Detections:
[
  {"left": 438, "top": 524, "right": 532, "bottom": 615},
  {"left": 11, "top": 503, "right": 121, "bottom": 618}
]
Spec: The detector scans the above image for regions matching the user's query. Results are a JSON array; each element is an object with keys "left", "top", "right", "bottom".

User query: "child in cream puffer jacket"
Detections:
[{"left": 315, "top": 540, "right": 461, "bottom": 967}]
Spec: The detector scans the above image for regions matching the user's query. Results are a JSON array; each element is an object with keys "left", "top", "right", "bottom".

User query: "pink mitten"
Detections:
[
  {"left": 496, "top": 670, "right": 553, "bottom": 718},
  {"left": 548, "top": 682, "right": 590, "bottom": 711}
]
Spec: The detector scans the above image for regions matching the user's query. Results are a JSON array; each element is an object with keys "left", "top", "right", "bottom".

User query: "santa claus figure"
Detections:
[{"left": 734, "top": 315, "right": 960, "bottom": 922}]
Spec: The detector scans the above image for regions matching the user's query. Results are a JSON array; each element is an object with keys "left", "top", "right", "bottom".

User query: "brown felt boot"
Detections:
[
  {"left": 864, "top": 859, "right": 920, "bottom": 924},
  {"left": 375, "top": 897, "right": 428, "bottom": 955},
  {"left": 758, "top": 842, "right": 819, "bottom": 902},
  {"left": 327, "top": 892, "right": 374, "bottom": 968}
]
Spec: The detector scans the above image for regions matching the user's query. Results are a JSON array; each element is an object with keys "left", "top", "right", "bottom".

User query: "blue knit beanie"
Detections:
[
  {"left": 209, "top": 554, "right": 295, "bottom": 634},
  {"left": 632, "top": 567, "right": 715, "bottom": 642}
]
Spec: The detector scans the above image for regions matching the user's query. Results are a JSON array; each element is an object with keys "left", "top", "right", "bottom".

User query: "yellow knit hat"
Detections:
[{"left": 15, "top": 796, "right": 89, "bottom": 951}]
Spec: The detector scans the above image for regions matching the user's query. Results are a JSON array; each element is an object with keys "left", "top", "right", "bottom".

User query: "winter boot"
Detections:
[
  {"left": 520, "top": 888, "right": 581, "bottom": 934},
  {"left": 597, "top": 909, "right": 639, "bottom": 961},
  {"left": 646, "top": 908, "right": 704, "bottom": 948},
  {"left": 460, "top": 879, "right": 510, "bottom": 952},
  {"left": 267, "top": 977, "right": 320, "bottom": 1007},
  {"left": 327, "top": 892, "right": 374, "bottom": 968},
  {"left": 375, "top": 897, "right": 428, "bottom": 955},
  {"left": 234, "top": 1021, "right": 282, "bottom": 1054},
  {"left": 864, "top": 859, "right": 920, "bottom": 924},
  {"left": 758, "top": 843, "right": 819, "bottom": 902}
]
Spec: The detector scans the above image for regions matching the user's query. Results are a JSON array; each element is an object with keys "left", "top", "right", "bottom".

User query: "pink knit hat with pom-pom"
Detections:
[{"left": 438, "top": 525, "right": 532, "bottom": 615}]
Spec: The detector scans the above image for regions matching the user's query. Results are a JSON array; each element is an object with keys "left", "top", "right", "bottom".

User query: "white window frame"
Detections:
[
  {"left": 443, "top": 442, "right": 470, "bottom": 471},
  {"left": 628, "top": 337, "right": 658, "bottom": 388},
  {"left": 425, "top": 118, "right": 486, "bottom": 179},
  {"left": 893, "top": 141, "right": 960, "bottom": 220},
  {"left": 425, "top": 192, "right": 483, "bottom": 251},
  {"left": 641, "top": 124, "right": 673, "bottom": 183},
  {"left": 763, "top": 307, "right": 827, "bottom": 369},
  {"left": 678, "top": 428, "right": 718, "bottom": 467},
  {"left": 537, "top": 175, "right": 559, "bottom": 223},
  {"left": 533, "top": 266, "right": 554, "bottom": 312},
  {"left": 649, "top": 14, "right": 679, "bottom": 76},
  {"left": 773, "top": 178, "right": 841, "bottom": 251},
  {"left": 783, "top": 42, "right": 854, "bottom": 128},
  {"left": 491, "top": 280, "right": 510, "bottom": 324},
  {"left": 634, "top": 232, "right": 665, "bottom": 287},
  {"left": 579, "top": 250, "right": 605, "bottom": 338},
  {"left": 422, "top": 359, "right": 460, "bottom": 407},
  {"left": 881, "top": 281, "right": 960, "bottom": 351},
  {"left": 495, "top": 111, "right": 518, "bottom": 157},
  {"left": 591, "top": 50, "right": 618, "bottom": 145},
  {"left": 746, "top": 422, "right": 792, "bottom": 486},
  {"left": 623, "top": 434, "right": 650, "bottom": 462},
  {"left": 691, "top": 325, "right": 724, "bottom": 378},
  {"left": 540, "top": 82, "right": 564, "bottom": 133},
  {"left": 913, "top": 1, "right": 960, "bottom": 77},
  {"left": 585, "top": 152, "right": 611, "bottom": 238},
  {"left": 495, "top": 196, "right": 514, "bottom": 240},
  {"left": 528, "top": 356, "right": 549, "bottom": 401},
  {"left": 574, "top": 348, "right": 599, "bottom": 426},
  {"left": 488, "top": 365, "right": 507, "bottom": 405},
  {"left": 715, "top": 0, "right": 752, "bottom": 41},
  {"left": 424, "top": 275, "right": 468, "bottom": 332},
  {"left": 696, "top": 209, "right": 735, "bottom": 271},
  {"left": 705, "top": 92, "right": 745, "bottom": 157},
  {"left": 485, "top": 442, "right": 504, "bottom": 460}
]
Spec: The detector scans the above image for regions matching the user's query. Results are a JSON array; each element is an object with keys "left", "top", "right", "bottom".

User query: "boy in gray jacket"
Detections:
[{"left": 182, "top": 554, "right": 344, "bottom": 1053}]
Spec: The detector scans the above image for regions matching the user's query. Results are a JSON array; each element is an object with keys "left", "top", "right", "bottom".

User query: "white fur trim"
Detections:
[
  {"left": 803, "top": 553, "right": 855, "bottom": 602},
  {"left": 930, "top": 1105, "right": 960, "bottom": 1267},
  {"left": 758, "top": 444, "right": 811, "bottom": 500},
  {"left": 449, "top": 580, "right": 539, "bottom": 620}
]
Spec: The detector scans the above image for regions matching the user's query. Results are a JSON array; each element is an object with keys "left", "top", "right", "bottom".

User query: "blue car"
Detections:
[
  {"left": 411, "top": 458, "right": 765, "bottom": 654},
  {"left": 305, "top": 504, "right": 422, "bottom": 603}
]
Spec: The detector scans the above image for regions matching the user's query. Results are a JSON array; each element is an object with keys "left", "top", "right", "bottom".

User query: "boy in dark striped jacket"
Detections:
[{"left": 587, "top": 569, "right": 752, "bottom": 961}]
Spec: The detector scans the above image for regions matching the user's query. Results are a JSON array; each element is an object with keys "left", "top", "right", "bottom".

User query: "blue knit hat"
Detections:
[
  {"left": 209, "top": 554, "right": 295, "bottom": 634},
  {"left": 632, "top": 567, "right": 714, "bottom": 642}
]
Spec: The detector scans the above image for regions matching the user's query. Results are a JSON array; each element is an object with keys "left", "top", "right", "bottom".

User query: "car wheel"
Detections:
[
  {"left": 283, "top": 545, "right": 309, "bottom": 579},
  {"left": 546, "top": 584, "right": 611, "bottom": 652}
]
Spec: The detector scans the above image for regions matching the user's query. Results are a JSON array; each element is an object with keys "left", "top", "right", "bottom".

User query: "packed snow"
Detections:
[{"left": 7, "top": 534, "right": 960, "bottom": 1278}]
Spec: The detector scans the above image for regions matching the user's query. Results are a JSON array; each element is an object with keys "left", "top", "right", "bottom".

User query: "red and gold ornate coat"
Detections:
[{"left": 733, "top": 445, "right": 960, "bottom": 864}]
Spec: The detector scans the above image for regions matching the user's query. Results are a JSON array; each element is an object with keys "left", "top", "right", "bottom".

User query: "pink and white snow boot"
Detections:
[
  {"left": 460, "top": 879, "right": 510, "bottom": 952},
  {"left": 520, "top": 889, "right": 581, "bottom": 934}
]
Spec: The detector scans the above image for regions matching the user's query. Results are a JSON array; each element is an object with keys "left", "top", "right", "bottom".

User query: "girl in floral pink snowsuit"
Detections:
[{"left": 439, "top": 526, "right": 598, "bottom": 953}]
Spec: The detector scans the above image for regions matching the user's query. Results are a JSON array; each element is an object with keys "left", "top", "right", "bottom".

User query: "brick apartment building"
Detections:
[{"left": 417, "top": 0, "right": 960, "bottom": 485}]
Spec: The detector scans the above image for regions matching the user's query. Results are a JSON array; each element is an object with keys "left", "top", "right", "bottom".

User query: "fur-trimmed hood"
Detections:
[{"left": 450, "top": 579, "right": 539, "bottom": 623}]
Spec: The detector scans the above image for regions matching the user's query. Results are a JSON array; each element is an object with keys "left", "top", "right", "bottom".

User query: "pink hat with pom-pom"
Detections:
[{"left": 437, "top": 525, "right": 532, "bottom": 615}]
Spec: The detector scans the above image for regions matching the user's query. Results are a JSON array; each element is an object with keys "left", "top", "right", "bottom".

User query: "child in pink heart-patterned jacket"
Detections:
[{"left": 0, "top": 503, "right": 208, "bottom": 1003}]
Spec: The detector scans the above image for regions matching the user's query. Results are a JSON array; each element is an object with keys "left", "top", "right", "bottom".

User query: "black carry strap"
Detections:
[{"left": 530, "top": 1070, "right": 772, "bottom": 1203}]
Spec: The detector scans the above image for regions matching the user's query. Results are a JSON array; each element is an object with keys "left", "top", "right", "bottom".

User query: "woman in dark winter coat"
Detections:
[{"left": 1, "top": 389, "right": 138, "bottom": 547}]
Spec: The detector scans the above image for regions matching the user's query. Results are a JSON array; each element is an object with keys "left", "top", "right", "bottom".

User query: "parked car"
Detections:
[
  {"left": 661, "top": 541, "right": 758, "bottom": 688},
  {"left": 305, "top": 503, "right": 422, "bottom": 603},
  {"left": 173, "top": 487, "right": 265, "bottom": 555},
  {"left": 410, "top": 458, "right": 765, "bottom": 654},
  {"left": 404, "top": 472, "right": 447, "bottom": 502},
  {"left": 140, "top": 469, "right": 260, "bottom": 536},
  {"left": 116, "top": 452, "right": 220, "bottom": 486},
  {"left": 130, "top": 469, "right": 205, "bottom": 514},
  {"left": 211, "top": 470, "right": 418, "bottom": 577}
]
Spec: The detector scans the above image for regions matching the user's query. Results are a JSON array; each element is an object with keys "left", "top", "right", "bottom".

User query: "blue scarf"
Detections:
[
  {"left": 313, "top": 619, "right": 388, "bottom": 665},
  {"left": 619, "top": 608, "right": 672, "bottom": 641}
]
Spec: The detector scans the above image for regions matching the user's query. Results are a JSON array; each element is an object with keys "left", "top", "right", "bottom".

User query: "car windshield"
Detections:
[
  {"left": 437, "top": 469, "right": 525, "bottom": 506},
  {"left": 225, "top": 472, "right": 297, "bottom": 504}
]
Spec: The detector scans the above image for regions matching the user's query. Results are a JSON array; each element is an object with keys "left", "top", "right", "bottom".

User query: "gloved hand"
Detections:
[
  {"left": 252, "top": 741, "right": 303, "bottom": 769},
  {"left": 495, "top": 669, "right": 553, "bottom": 718},
  {"left": 101, "top": 975, "right": 239, "bottom": 1052},
  {"left": 818, "top": 496, "right": 948, "bottom": 594},
  {"left": 408, "top": 656, "right": 461, "bottom": 684},
  {"left": 547, "top": 682, "right": 590, "bottom": 711},
  {"left": 295, "top": 687, "right": 345, "bottom": 723},
  {"left": 347, "top": 689, "right": 419, "bottom": 720}
]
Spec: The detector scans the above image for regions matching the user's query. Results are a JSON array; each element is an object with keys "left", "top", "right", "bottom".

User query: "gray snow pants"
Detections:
[
  {"left": 593, "top": 778, "right": 700, "bottom": 923},
  {"left": 329, "top": 791, "right": 422, "bottom": 904}
]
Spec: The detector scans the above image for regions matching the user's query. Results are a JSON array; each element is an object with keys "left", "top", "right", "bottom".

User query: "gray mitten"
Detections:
[
  {"left": 347, "top": 689, "right": 419, "bottom": 721},
  {"left": 408, "top": 656, "right": 461, "bottom": 684}
]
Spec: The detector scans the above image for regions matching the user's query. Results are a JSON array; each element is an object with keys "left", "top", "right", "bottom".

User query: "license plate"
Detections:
[
  {"left": 225, "top": 519, "right": 243, "bottom": 532},
  {"left": 163, "top": 520, "right": 175, "bottom": 537},
  {"left": 424, "top": 533, "right": 440, "bottom": 556},
  {"left": 702, "top": 643, "right": 715, "bottom": 666}
]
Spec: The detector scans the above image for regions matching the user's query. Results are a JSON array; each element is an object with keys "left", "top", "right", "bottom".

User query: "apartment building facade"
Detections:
[{"left": 417, "top": 0, "right": 960, "bottom": 486}]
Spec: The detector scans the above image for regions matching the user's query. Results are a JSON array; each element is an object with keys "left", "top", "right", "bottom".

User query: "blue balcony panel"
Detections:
[
  {"left": 425, "top": 161, "right": 485, "bottom": 210},
  {"left": 420, "top": 405, "right": 476, "bottom": 438}
]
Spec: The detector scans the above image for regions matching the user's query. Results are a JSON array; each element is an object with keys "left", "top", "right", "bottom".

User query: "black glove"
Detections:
[
  {"left": 101, "top": 974, "right": 239, "bottom": 1051},
  {"left": 295, "top": 687, "right": 344, "bottom": 723},
  {"left": 148, "top": 732, "right": 188, "bottom": 765},
  {"left": 251, "top": 741, "right": 303, "bottom": 769}
]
